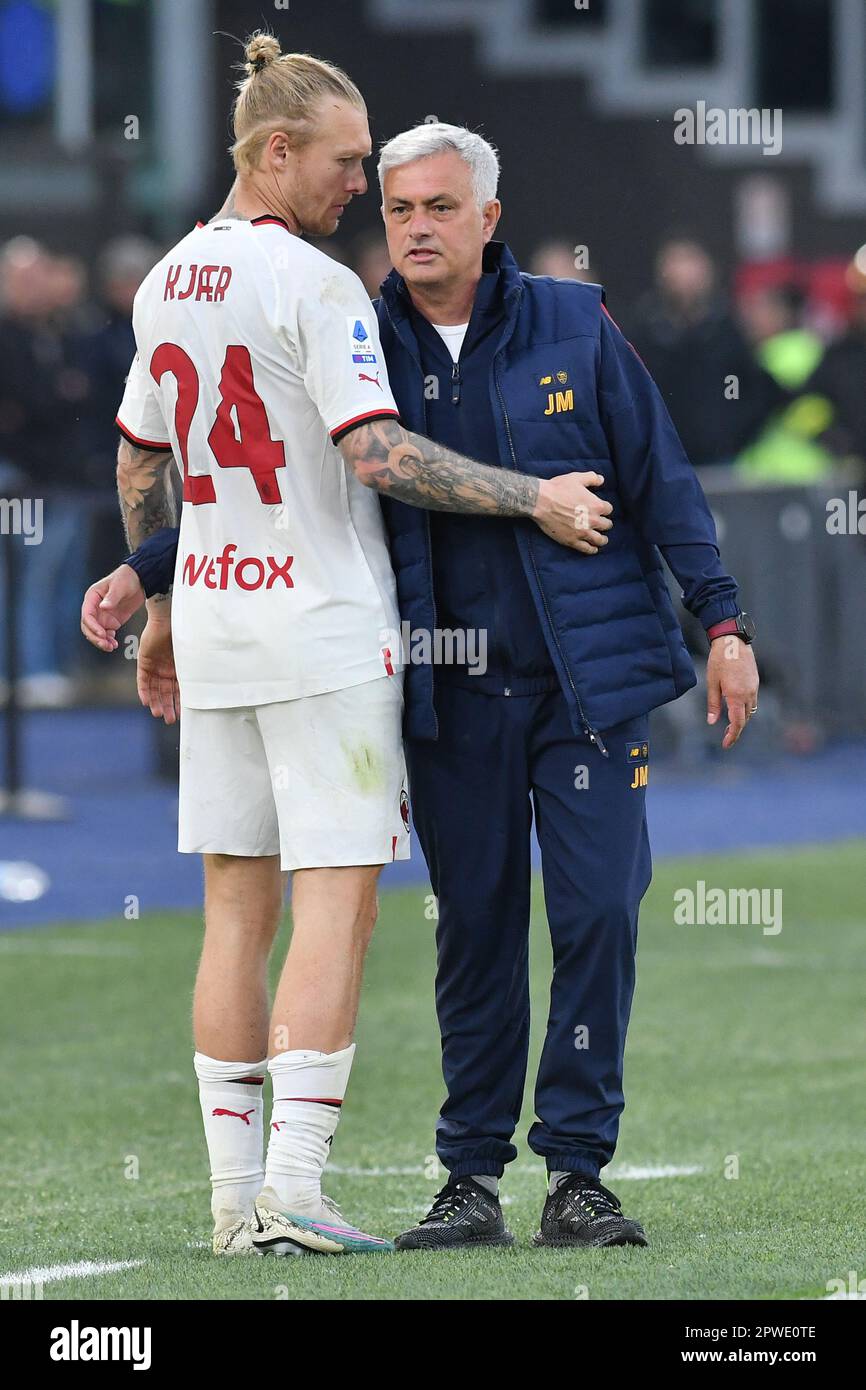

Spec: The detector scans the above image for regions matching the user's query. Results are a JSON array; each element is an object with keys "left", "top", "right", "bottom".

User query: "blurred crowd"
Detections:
[
  {"left": 1, "top": 227, "right": 865, "bottom": 707},
  {"left": 0, "top": 233, "right": 160, "bottom": 706},
  {"left": 350, "top": 229, "right": 866, "bottom": 481},
  {"left": 623, "top": 238, "right": 866, "bottom": 481}
]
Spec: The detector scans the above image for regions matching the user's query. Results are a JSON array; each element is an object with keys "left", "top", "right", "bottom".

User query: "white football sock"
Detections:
[
  {"left": 194, "top": 1053, "right": 267, "bottom": 1231},
  {"left": 260, "top": 1044, "right": 355, "bottom": 1216}
]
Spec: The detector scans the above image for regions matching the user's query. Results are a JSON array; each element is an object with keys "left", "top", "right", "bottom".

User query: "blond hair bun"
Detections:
[{"left": 245, "top": 32, "right": 281, "bottom": 77}]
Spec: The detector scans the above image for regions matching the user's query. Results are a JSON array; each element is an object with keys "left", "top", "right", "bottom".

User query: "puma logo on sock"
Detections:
[{"left": 212, "top": 1107, "right": 255, "bottom": 1125}]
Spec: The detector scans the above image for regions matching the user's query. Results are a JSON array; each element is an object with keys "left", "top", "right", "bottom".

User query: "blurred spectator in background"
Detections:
[
  {"left": 528, "top": 238, "right": 595, "bottom": 282},
  {"left": 0, "top": 237, "right": 84, "bottom": 479},
  {"left": 0, "top": 236, "right": 88, "bottom": 704},
  {"left": 76, "top": 236, "right": 160, "bottom": 485},
  {"left": 797, "top": 257, "right": 866, "bottom": 476},
  {"left": 0, "top": 234, "right": 141, "bottom": 705},
  {"left": 736, "top": 283, "right": 834, "bottom": 484},
  {"left": 73, "top": 236, "right": 163, "bottom": 630},
  {"left": 627, "top": 237, "right": 780, "bottom": 467},
  {"left": 349, "top": 229, "right": 392, "bottom": 297},
  {"left": 48, "top": 254, "right": 90, "bottom": 330}
]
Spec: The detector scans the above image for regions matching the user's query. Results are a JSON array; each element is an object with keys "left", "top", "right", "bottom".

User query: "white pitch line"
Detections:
[
  {"left": 0, "top": 940, "right": 139, "bottom": 958},
  {"left": 611, "top": 1164, "right": 703, "bottom": 1180},
  {"left": 327, "top": 1165, "right": 433, "bottom": 1177},
  {"left": 746, "top": 950, "right": 787, "bottom": 968},
  {"left": 327, "top": 1163, "right": 703, "bottom": 1180},
  {"left": 0, "top": 1259, "right": 143, "bottom": 1287}
]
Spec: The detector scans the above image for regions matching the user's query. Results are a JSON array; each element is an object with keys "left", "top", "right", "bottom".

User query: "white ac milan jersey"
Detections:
[{"left": 116, "top": 215, "right": 403, "bottom": 708}]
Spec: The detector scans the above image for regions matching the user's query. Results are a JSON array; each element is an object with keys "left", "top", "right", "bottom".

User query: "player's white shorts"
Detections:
[{"left": 177, "top": 674, "right": 410, "bottom": 872}]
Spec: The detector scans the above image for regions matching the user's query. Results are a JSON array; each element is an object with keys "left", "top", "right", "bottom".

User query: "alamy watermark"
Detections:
[
  {"left": 50, "top": 1321, "right": 151, "bottom": 1370},
  {"left": 0, "top": 497, "right": 43, "bottom": 544},
  {"left": 379, "top": 621, "right": 488, "bottom": 675},
  {"left": 674, "top": 880, "right": 783, "bottom": 936},
  {"left": 1, "top": 1277, "right": 44, "bottom": 1300},
  {"left": 826, "top": 1270, "right": 866, "bottom": 1298},
  {"left": 674, "top": 101, "right": 782, "bottom": 157},
  {"left": 826, "top": 492, "right": 866, "bottom": 535}
]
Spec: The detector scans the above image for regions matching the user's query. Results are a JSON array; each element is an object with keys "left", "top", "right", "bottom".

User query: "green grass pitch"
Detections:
[{"left": 1, "top": 841, "right": 864, "bottom": 1301}]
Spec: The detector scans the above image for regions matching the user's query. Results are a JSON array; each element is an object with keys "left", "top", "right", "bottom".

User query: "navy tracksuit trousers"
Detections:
[{"left": 406, "top": 685, "right": 652, "bottom": 1181}]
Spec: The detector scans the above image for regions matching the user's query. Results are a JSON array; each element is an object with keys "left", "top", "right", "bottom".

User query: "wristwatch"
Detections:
[{"left": 706, "top": 612, "right": 756, "bottom": 645}]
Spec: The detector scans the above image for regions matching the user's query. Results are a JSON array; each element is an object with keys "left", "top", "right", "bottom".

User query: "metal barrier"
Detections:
[
  {"left": 683, "top": 471, "right": 866, "bottom": 737},
  {"left": 3, "top": 477, "right": 864, "bottom": 766}
]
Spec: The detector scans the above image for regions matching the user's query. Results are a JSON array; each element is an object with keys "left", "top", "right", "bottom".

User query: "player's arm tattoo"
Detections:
[
  {"left": 339, "top": 419, "right": 540, "bottom": 517},
  {"left": 116, "top": 437, "right": 177, "bottom": 604}
]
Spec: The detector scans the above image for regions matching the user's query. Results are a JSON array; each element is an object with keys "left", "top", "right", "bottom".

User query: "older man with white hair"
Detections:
[{"left": 372, "top": 121, "right": 755, "bottom": 1251}]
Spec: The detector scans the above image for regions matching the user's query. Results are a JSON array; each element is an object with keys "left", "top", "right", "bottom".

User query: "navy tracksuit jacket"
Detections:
[{"left": 126, "top": 241, "right": 738, "bottom": 1179}]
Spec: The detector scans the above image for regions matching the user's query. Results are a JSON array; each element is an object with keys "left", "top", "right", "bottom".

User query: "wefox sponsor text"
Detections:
[{"left": 182, "top": 544, "right": 294, "bottom": 592}]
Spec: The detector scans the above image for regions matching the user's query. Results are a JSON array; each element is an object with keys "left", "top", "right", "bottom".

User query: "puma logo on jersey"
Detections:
[
  {"left": 163, "top": 263, "right": 233, "bottom": 302},
  {"left": 212, "top": 1107, "right": 255, "bottom": 1125},
  {"left": 182, "top": 545, "right": 294, "bottom": 591},
  {"left": 358, "top": 371, "right": 381, "bottom": 390}
]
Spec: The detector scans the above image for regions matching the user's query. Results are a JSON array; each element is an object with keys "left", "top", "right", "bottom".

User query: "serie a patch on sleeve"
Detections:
[
  {"left": 627, "top": 741, "right": 649, "bottom": 764},
  {"left": 348, "top": 315, "right": 377, "bottom": 364}
]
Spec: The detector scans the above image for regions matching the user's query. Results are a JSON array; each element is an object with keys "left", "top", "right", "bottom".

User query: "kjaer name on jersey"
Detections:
[{"left": 163, "top": 262, "right": 233, "bottom": 303}]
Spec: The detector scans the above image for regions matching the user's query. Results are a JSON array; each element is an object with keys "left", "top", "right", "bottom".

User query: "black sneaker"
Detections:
[
  {"left": 394, "top": 1177, "right": 515, "bottom": 1251},
  {"left": 532, "top": 1174, "right": 649, "bottom": 1248}
]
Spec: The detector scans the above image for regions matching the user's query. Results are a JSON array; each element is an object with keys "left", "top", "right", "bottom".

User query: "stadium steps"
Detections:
[{"left": 369, "top": 0, "right": 866, "bottom": 214}]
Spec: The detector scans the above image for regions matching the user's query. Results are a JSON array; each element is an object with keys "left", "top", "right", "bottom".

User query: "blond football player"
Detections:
[{"left": 81, "top": 34, "right": 612, "bottom": 1257}]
